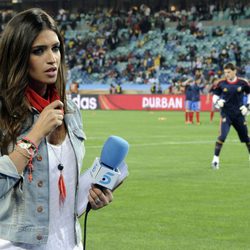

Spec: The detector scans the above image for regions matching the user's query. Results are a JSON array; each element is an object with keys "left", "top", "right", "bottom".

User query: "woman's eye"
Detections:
[
  {"left": 53, "top": 46, "right": 60, "bottom": 52},
  {"left": 32, "top": 48, "right": 44, "bottom": 55}
]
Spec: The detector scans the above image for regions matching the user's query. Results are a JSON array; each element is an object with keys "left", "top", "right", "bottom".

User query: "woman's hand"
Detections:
[
  {"left": 26, "top": 100, "right": 64, "bottom": 145},
  {"left": 88, "top": 184, "right": 113, "bottom": 210}
]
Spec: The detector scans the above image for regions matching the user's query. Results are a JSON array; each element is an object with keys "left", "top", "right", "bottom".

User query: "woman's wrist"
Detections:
[{"left": 25, "top": 131, "right": 43, "bottom": 147}]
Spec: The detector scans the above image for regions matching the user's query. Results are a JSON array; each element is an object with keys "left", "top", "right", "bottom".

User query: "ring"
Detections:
[{"left": 95, "top": 198, "right": 101, "bottom": 204}]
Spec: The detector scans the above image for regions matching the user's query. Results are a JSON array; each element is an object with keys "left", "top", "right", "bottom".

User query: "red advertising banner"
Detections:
[
  {"left": 69, "top": 94, "right": 213, "bottom": 111},
  {"left": 98, "top": 94, "right": 213, "bottom": 111}
]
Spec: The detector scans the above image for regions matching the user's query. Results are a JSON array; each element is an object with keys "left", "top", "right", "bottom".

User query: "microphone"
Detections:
[
  {"left": 90, "top": 135, "right": 129, "bottom": 190},
  {"left": 76, "top": 135, "right": 129, "bottom": 216}
]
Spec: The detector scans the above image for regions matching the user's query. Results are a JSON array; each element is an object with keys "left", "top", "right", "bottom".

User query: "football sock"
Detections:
[
  {"left": 196, "top": 112, "right": 200, "bottom": 123},
  {"left": 185, "top": 111, "right": 189, "bottom": 123},
  {"left": 246, "top": 142, "right": 250, "bottom": 154},
  {"left": 210, "top": 111, "right": 214, "bottom": 121},
  {"left": 189, "top": 112, "right": 194, "bottom": 123},
  {"left": 214, "top": 141, "right": 223, "bottom": 156}
]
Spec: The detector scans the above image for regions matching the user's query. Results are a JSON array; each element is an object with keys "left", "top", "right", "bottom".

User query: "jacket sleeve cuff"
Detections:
[{"left": 0, "top": 155, "right": 21, "bottom": 179}]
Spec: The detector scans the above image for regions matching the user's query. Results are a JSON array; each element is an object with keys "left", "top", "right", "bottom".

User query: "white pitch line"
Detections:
[{"left": 85, "top": 139, "right": 241, "bottom": 148}]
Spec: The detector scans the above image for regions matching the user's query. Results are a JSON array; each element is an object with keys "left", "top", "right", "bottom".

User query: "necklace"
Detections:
[{"left": 48, "top": 142, "right": 66, "bottom": 204}]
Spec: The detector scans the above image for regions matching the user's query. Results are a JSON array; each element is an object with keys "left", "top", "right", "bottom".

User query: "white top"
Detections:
[{"left": 0, "top": 135, "right": 83, "bottom": 250}]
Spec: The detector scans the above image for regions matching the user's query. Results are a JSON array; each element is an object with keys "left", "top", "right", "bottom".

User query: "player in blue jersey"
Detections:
[
  {"left": 183, "top": 77, "right": 204, "bottom": 124},
  {"left": 211, "top": 63, "right": 250, "bottom": 169},
  {"left": 190, "top": 77, "right": 205, "bottom": 125}
]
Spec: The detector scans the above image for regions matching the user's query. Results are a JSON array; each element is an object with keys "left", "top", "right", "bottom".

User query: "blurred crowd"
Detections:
[{"left": 0, "top": 3, "right": 250, "bottom": 94}]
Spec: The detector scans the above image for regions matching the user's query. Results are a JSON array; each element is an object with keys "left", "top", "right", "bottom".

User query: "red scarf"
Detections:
[
  {"left": 25, "top": 85, "right": 66, "bottom": 204},
  {"left": 25, "top": 85, "right": 60, "bottom": 112}
]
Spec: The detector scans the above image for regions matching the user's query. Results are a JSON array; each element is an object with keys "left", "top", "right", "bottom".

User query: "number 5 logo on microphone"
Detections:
[{"left": 99, "top": 172, "right": 115, "bottom": 185}]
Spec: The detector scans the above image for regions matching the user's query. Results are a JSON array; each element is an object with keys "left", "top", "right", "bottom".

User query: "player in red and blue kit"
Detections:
[
  {"left": 211, "top": 63, "right": 250, "bottom": 169},
  {"left": 184, "top": 78, "right": 204, "bottom": 124},
  {"left": 184, "top": 79, "right": 193, "bottom": 124},
  {"left": 190, "top": 78, "right": 204, "bottom": 124}
]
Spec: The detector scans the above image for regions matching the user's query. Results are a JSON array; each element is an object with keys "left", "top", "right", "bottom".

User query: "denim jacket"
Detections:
[{"left": 0, "top": 99, "right": 86, "bottom": 245}]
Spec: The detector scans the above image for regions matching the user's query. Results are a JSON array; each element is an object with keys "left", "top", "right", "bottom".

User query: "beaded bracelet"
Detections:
[
  {"left": 21, "top": 137, "right": 38, "bottom": 155},
  {"left": 16, "top": 137, "right": 39, "bottom": 182}
]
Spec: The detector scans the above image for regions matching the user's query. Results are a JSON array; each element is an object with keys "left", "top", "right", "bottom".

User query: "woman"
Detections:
[{"left": 0, "top": 8, "right": 113, "bottom": 249}]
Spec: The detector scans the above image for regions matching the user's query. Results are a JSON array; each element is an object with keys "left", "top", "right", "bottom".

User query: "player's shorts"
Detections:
[
  {"left": 185, "top": 100, "right": 191, "bottom": 110},
  {"left": 186, "top": 101, "right": 200, "bottom": 111}
]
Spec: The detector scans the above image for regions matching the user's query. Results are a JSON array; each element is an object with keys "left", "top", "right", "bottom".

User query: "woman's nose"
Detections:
[{"left": 47, "top": 50, "right": 56, "bottom": 63}]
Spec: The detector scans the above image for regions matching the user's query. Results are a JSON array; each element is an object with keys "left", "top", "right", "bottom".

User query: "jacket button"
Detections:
[
  {"left": 36, "top": 234, "right": 43, "bottom": 240},
  {"left": 37, "top": 181, "right": 43, "bottom": 187},
  {"left": 37, "top": 206, "right": 43, "bottom": 213},
  {"left": 36, "top": 154, "right": 42, "bottom": 161}
]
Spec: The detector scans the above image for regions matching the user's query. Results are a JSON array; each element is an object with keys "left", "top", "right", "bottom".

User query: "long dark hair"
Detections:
[{"left": 0, "top": 8, "right": 67, "bottom": 154}]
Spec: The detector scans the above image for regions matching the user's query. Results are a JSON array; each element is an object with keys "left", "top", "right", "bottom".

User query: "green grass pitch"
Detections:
[{"left": 79, "top": 110, "right": 250, "bottom": 250}]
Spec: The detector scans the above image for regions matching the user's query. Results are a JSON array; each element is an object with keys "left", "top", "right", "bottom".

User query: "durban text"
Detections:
[{"left": 142, "top": 97, "right": 183, "bottom": 109}]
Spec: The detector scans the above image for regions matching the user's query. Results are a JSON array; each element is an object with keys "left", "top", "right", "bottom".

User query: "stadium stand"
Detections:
[{"left": 0, "top": 3, "right": 249, "bottom": 94}]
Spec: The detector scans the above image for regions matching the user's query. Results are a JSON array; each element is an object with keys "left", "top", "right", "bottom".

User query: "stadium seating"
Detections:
[{"left": 61, "top": 7, "right": 250, "bottom": 92}]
